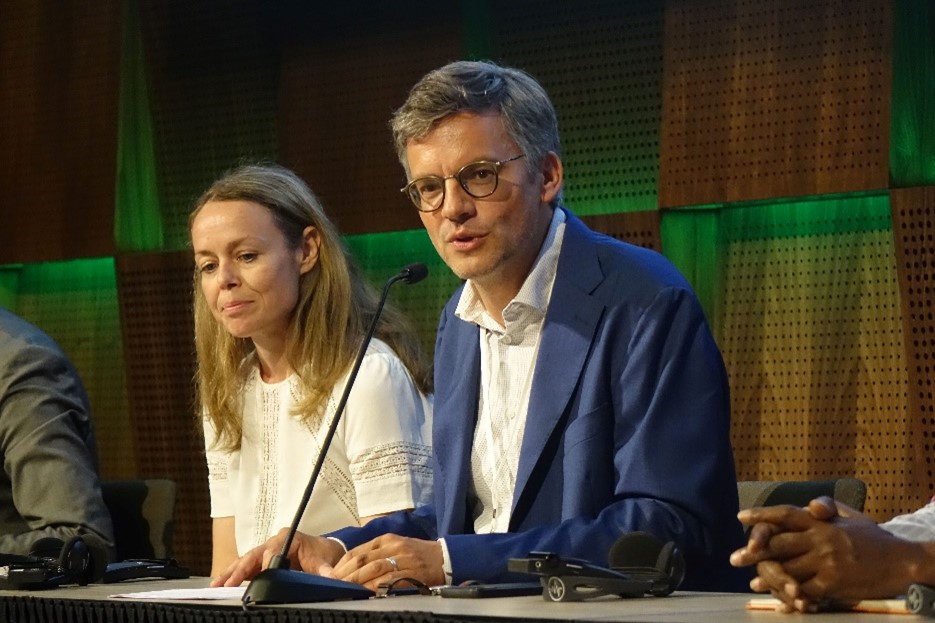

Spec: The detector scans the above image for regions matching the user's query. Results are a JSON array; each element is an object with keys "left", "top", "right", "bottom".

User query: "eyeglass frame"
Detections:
[{"left": 400, "top": 154, "right": 526, "bottom": 212}]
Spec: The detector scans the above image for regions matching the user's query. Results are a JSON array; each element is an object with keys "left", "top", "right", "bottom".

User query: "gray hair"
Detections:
[{"left": 391, "top": 60, "right": 562, "bottom": 206}]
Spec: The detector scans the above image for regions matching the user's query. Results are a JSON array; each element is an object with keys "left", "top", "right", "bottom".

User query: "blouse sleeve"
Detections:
[
  {"left": 340, "top": 344, "right": 433, "bottom": 518},
  {"left": 203, "top": 416, "right": 236, "bottom": 518}
]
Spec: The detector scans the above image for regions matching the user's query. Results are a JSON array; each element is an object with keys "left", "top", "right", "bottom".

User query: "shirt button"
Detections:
[{"left": 502, "top": 335, "right": 513, "bottom": 345}]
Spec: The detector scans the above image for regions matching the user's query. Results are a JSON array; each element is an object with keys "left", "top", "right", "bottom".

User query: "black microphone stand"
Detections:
[{"left": 242, "top": 263, "right": 428, "bottom": 605}]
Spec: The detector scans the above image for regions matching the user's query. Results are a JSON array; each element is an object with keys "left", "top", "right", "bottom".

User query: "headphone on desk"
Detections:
[
  {"left": 608, "top": 531, "right": 686, "bottom": 597},
  {"left": 508, "top": 531, "right": 686, "bottom": 602},
  {"left": 0, "top": 535, "right": 107, "bottom": 590}
]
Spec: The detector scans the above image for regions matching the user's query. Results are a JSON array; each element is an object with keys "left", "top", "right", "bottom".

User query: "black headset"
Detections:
[
  {"left": 0, "top": 535, "right": 106, "bottom": 590},
  {"left": 507, "top": 531, "right": 685, "bottom": 602},
  {"left": 608, "top": 531, "right": 686, "bottom": 597}
]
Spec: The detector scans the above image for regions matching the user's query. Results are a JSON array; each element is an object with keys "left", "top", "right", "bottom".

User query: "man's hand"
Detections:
[
  {"left": 729, "top": 500, "right": 837, "bottom": 612},
  {"left": 731, "top": 497, "right": 839, "bottom": 567},
  {"left": 329, "top": 534, "right": 444, "bottom": 591},
  {"left": 210, "top": 528, "right": 345, "bottom": 587},
  {"left": 731, "top": 497, "right": 918, "bottom": 611}
]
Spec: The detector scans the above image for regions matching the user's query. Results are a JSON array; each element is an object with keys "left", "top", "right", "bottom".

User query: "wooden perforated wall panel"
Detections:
[
  {"left": 891, "top": 187, "right": 935, "bottom": 505},
  {"left": 721, "top": 200, "right": 920, "bottom": 520},
  {"left": 139, "top": 1, "right": 279, "bottom": 250},
  {"left": 0, "top": 1, "right": 121, "bottom": 264},
  {"left": 116, "top": 251, "right": 209, "bottom": 574},
  {"left": 493, "top": 0, "right": 664, "bottom": 216},
  {"left": 581, "top": 211, "right": 663, "bottom": 252},
  {"left": 659, "top": 0, "right": 892, "bottom": 208},
  {"left": 278, "top": 6, "right": 461, "bottom": 236}
]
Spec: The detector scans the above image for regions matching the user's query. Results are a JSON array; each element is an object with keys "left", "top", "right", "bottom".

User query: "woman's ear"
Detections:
[
  {"left": 298, "top": 226, "right": 321, "bottom": 275},
  {"left": 539, "top": 151, "right": 563, "bottom": 204}
]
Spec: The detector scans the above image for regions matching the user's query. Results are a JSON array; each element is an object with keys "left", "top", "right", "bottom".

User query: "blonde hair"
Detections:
[{"left": 190, "top": 164, "right": 431, "bottom": 451}]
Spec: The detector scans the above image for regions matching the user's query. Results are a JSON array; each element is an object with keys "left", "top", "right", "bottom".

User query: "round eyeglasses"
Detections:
[{"left": 401, "top": 154, "right": 525, "bottom": 212}]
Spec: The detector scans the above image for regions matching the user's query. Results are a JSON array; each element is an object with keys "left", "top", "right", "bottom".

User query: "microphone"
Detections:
[{"left": 242, "top": 262, "right": 429, "bottom": 605}]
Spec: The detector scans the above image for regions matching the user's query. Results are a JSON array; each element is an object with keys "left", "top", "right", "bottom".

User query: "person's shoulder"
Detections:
[
  {"left": 361, "top": 339, "right": 410, "bottom": 378},
  {"left": 565, "top": 218, "right": 692, "bottom": 294},
  {"left": 0, "top": 309, "right": 72, "bottom": 366}
]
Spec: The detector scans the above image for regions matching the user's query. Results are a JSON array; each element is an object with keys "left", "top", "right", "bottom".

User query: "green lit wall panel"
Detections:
[
  {"left": 345, "top": 230, "right": 463, "bottom": 356},
  {"left": 890, "top": 0, "right": 935, "bottom": 186},
  {"left": 2, "top": 258, "right": 134, "bottom": 480}
]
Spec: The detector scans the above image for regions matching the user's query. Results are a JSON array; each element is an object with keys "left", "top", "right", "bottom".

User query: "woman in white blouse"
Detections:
[{"left": 189, "top": 164, "right": 433, "bottom": 579}]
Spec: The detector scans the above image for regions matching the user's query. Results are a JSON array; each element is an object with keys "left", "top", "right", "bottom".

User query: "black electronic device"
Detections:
[
  {"left": 241, "top": 263, "right": 429, "bottom": 606},
  {"left": 100, "top": 558, "right": 191, "bottom": 583},
  {"left": 508, "top": 552, "right": 652, "bottom": 601},
  {"left": 907, "top": 583, "right": 935, "bottom": 618},
  {"left": 507, "top": 532, "right": 684, "bottom": 602},
  {"left": 608, "top": 531, "right": 685, "bottom": 596},
  {"left": 437, "top": 582, "right": 543, "bottom": 598},
  {"left": 0, "top": 535, "right": 107, "bottom": 590}
]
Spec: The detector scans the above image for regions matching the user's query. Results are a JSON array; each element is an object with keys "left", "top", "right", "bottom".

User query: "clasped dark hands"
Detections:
[{"left": 730, "top": 496, "right": 914, "bottom": 613}]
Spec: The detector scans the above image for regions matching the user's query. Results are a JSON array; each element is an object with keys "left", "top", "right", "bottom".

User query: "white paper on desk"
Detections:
[
  {"left": 747, "top": 597, "right": 908, "bottom": 614},
  {"left": 110, "top": 586, "right": 247, "bottom": 600}
]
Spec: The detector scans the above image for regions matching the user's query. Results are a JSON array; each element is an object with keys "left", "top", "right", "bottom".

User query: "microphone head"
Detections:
[{"left": 400, "top": 262, "right": 428, "bottom": 284}]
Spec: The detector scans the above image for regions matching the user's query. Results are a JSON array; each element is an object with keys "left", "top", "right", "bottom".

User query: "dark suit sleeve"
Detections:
[
  {"left": 0, "top": 339, "right": 115, "bottom": 557},
  {"left": 328, "top": 505, "right": 438, "bottom": 548}
]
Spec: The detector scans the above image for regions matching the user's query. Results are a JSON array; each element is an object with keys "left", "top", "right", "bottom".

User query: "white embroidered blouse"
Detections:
[{"left": 204, "top": 339, "right": 433, "bottom": 555}]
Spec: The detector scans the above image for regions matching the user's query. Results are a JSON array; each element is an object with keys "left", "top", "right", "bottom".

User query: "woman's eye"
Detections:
[{"left": 199, "top": 262, "right": 217, "bottom": 274}]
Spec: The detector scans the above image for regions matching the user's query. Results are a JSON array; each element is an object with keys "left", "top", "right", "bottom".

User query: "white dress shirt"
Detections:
[
  {"left": 881, "top": 500, "right": 935, "bottom": 542},
  {"left": 456, "top": 208, "right": 566, "bottom": 533}
]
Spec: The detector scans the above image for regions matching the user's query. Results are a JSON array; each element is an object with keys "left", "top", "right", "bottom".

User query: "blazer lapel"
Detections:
[
  {"left": 511, "top": 213, "right": 606, "bottom": 521},
  {"left": 433, "top": 311, "right": 481, "bottom": 535}
]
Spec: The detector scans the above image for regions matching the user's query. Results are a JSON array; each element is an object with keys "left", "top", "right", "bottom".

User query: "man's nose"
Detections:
[{"left": 438, "top": 178, "right": 475, "bottom": 221}]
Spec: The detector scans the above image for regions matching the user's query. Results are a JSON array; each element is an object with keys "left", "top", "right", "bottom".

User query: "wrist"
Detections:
[{"left": 906, "top": 541, "right": 935, "bottom": 588}]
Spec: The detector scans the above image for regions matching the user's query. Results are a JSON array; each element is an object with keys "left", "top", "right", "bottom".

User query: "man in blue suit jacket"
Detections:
[{"left": 216, "top": 60, "right": 746, "bottom": 592}]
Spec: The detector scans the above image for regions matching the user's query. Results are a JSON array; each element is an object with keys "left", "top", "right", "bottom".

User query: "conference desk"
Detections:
[{"left": 0, "top": 578, "right": 922, "bottom": 623}]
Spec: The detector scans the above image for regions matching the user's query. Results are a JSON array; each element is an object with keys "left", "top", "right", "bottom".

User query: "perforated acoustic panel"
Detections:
[
  {"left": 493, "top": 0, "right": 664, "bottom": 216},
  {"left": 659, "top": 0, "right": 892, "bottom": 209},
  {"left": 581, "top": 211, "right": 662, "bottom": 253},
  {"left": 11, "top": 259, "right": 133, "bottom": 481},
  {"left": 720, "top": 197, "right": 916, "bottom": 520},
  {"left": 116, "top": 251, "right": 209, "bottom": 574},
  {"left": 139, "top": 1, "right": 279, "bottom": 250},
  {"left": 0, "top": 2, "right": 121, "bottom": 264},
  {"left": 344, "top": 230, "right": 463, "bottom": 360},
  {"left": 890, "top": 187, "right": 935, "bottom": 504},
  {"left": 278, "top": 6, "right": 461, "bottom": 236}
]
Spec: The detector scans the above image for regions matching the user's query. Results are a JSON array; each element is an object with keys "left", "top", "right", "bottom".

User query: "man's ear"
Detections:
[
  {"left": 298, "top": 226, "right": 321, "bottom": 275},
  {"left": 539, "top": 151, "right": 563, "bottom": 204}
]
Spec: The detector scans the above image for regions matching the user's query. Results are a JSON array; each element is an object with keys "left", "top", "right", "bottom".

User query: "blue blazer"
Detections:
[{"left": 333, "top": 210, "right": 747, "bottom": 591}]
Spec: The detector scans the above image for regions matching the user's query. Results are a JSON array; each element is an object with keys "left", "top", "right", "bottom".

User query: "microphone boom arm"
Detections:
[{"left": 269, "top": 263, "right": 426, "bottom": 570}]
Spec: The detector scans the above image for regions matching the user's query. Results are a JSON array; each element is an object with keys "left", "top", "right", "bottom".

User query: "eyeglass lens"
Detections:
[{"left": 408, "top": 161, "right": 502, "bottom": 211}]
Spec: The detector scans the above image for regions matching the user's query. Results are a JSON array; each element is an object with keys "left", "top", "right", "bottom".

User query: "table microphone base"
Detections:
[{"left": 242, "top": 568, "right": 375, "bottom": 605}]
